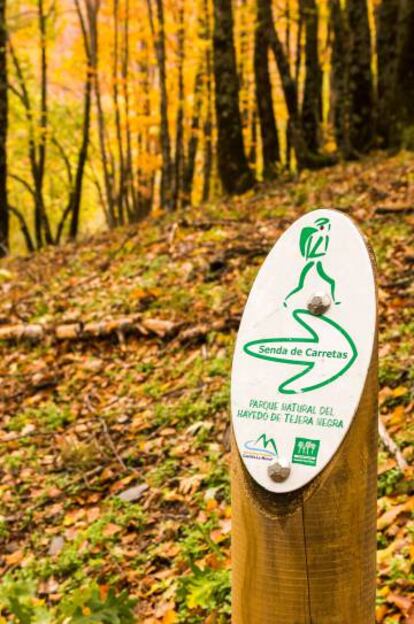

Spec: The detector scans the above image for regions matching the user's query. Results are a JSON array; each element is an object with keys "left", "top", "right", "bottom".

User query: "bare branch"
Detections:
[
  {"left": 8, "top": 38, "right": 33, "bottom": 116},
  {"left": 9, "top": 173, "right": 36, "bottom": 197},
  {"left": 51, "top": 136, "right": 73, "bottom": 186},
  {"left": 8, "top": 205, "right": 35, "bottom": 252},
  {"left": 55, "top": 198, "right": 73, "bottom": 244},
  {"left": 73, "top": 0, "right": 91, "bottom": 60},
  {"left": 378, "top": 415, "right": 408, "bottom": 473}
]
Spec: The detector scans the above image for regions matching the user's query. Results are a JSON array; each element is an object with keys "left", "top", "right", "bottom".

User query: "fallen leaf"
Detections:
[
  {"left": 102, "top": 523, "right": 122, "bottom": 537},
  {"left": 377, "top": 502, "right": 410, "bottom": 530},
  {"left": 48, "top": 536, "right": 65, "bottom": 556},
  {"left": 5, "top": 550, "right": 24, "bottom": 566},
  {"left": 118, "top": 483, "right": 148, "bottom": 502},
  {"left": 387, "top": 592, "right": 414, "bottom": 615},
  {"left": 162, "top": 610, "right": 178, "bottom": 624}
]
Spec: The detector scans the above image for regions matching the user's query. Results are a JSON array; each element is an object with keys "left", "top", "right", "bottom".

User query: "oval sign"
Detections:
[{"left": 231, "top": 209, "right": 376, "bottom": 493}]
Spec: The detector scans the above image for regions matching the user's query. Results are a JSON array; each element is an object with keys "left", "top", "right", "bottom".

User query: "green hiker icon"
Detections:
[{"left": 283, "top": 217, "right": 341, "bottom": 307}]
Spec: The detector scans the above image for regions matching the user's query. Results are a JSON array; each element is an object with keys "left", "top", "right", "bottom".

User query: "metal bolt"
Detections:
[
  {"left": 268, "top": 459, "right": 291, "bottom": 483},
  {"left": 307, "top": 292, "right": 331, "bottom": 316}
]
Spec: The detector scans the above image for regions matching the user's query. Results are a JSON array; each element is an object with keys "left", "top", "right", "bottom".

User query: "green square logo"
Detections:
[{"left": 292, "top": 438, "right": 320, "bottom": 466}]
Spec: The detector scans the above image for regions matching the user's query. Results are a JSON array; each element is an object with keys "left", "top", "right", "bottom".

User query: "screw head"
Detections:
[
  {"left": 268, "top": 458, "right": 291, "bottom": 483},
  {"left": 307, "top": 292, "right": 331, "bottom": 316}
]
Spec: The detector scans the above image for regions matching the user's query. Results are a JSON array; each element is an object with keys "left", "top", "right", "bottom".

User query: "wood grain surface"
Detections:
[{"left": 231, "top": 345, "right": 378, "bottom": 623}]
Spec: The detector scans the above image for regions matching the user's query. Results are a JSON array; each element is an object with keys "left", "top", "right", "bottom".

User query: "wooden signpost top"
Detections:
[{"left": 231, "top": 209, "right": 378, "bottom": 623}]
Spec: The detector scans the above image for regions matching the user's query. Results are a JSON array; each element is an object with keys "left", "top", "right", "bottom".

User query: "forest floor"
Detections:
[{"left": 0, "top": 152, "right": 413, "bottom": 623}]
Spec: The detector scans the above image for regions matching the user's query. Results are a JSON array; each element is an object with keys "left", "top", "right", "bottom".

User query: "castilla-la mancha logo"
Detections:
[{"left": 243, "top": 433, "right": 278, "bottom": 461}]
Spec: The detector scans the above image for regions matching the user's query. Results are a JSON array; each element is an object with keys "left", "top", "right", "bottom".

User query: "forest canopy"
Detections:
[{"left": 1, "top": 0, "right": 413, "bottom": 254}]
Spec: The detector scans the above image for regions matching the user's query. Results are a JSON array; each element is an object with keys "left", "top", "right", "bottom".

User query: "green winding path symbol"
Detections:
[{"left": 243, "top": 309, "right": 358, "bottom": 395}]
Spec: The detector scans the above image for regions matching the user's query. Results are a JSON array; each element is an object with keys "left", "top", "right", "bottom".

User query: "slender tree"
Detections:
[
  {"left": 346, "top": 0, "right": 374, "bottom": 153},
  {"left": 182, "top": 0, "right": 208, "bottom": 207},
  {"left": 0, "top": 0, "right": 8, "bottom": 256},
  {"left": 8, "top": 1, "right": 53, "bottom": 249},
  {"left": 122, "top": 0, "right": 140, "bottom": 221},
  {"left": 329, "top": 0, "right": 351, "bottom": 156},
  {"left": 300, "top": 0, "right": 322, "bottom": 153},
  {"left": 249, "top": 110, "right": 257, "bottom": 168},
  {"left": 8, "top": 0, "right": 95, "bottom": 247},
  {"left": 136, "top": 39, "right": 155, "bottom": 220},
  {"left": 112, "top": 0, "right": 125, "bottom": 225},
  {"left": 212, "top": 0, "right": 254, "bottom": 194},
  {"left": 68, "top": 0, "right": 98, "bottom": 240},
  {"left": 257, "top": 0, "right": 312, "bottom": 168},
  {"left": 38, "top": 0, "right": 49, "bottom": 240},
  {"left": 147, "top": 0, "right": 173, "bottom": 209},
  {"left": 181, "top": 64, "right": 203, "bottom": 206},
  {"left": 254, "top": 0, "right": 280, "bottom": 179},
  {"left": 376, "top": 0, "right": 400, "bottom": 148},
  {"left": 237, "top": 0, "right": 250, "bottom": 132},
  {"left": 173, "top": 2, "right": 185, "bottom": 209},
  {"left": 202, "top": 0, "right": 213, "bottom": 202},
  {"left": 394, "top": 0, "right": 414, "bottom": 148}
]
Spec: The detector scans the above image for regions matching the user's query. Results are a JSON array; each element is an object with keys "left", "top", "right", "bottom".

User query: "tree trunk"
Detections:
[
  {"left": 212, "top": 0, "right": 254, "bottom": 194},
  {"left": 37, "top": 0, "right": 52, "bottom": 245},
  {"left": 300, "top": 0, "right": 322, "bottom": 153},
  {"left": 68, "top": 60, "right": 93, "bottom": 240},
  {"left": 69, "top": 0, "right": 98, "bottom": 240},
  {"left": 135, "top": 39, "right": 154, "bottom": 221},
  {"left": 376, "top": 0, "right": 400, "bottom": 148},
  {"left": 329, "top": 0, "right": 351, "bottom": 156},
  {"left": 94, "top": 69, "right": 116, "bottom": 227},
  {"left": 147, "top": 0, "right": 173, "bottom": 209},
  {"left": 112, "top": 0, "right": 125, "bottom": 226},
  {"left": 202, "top": 50, "right": 213, "bottom": 202},
  {"left": 254, "top": 0, "right": 280, "bottom": 179},
  {"left": 249, "top": 110, "right": 257, "bottom": 169},
  {"left": 394, "top": 0, "right": 414, "bottom": 148},
  {"left": 0, "top": 0, "right": 8, "bottom": 256},
  {"left": 9, "top": 7, "right": 52, "bottom": 249},
  {"left": 182, "top": 0, "right": 212, "bottom": 207},
  {"left": 346, "top": 0, "right": 374, "bottom": 153},
  {"left": 122, "top": 0, "right": 139, "bottom": 222},
  {"left": 9, "top": 205, "right": 34, "bottom": 252},
  {"left": 238, "top": 0, "right": 249, "bottom": 131},
  {"left": 182, "top": 63, "right": 203, "bottom": 206},
  {"left": 202, "top": 0, "right": 213, "bottom": 203},
  {"left": 259, "top": 0, "right": 313, "bottom": 169},
  {"left": 173, "top": 2, "right": 185, "bottom": 210}
]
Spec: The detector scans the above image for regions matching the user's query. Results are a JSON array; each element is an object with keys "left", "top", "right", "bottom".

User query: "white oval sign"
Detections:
[{"left": 231, "top": 209, "right": 376, "bottom": 493}]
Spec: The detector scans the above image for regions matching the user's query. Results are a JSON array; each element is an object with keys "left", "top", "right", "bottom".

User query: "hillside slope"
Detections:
[{"left": 0, "top": 153, "right": 413, "bottom": 623}]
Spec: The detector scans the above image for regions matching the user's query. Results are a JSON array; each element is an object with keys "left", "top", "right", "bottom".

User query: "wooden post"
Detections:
[{"left": 231, "top": 210, "right": 377, "bottom": 622}]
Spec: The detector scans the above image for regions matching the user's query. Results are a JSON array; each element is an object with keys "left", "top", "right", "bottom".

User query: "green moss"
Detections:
[
  {"left": 6, "top": 401, "right": 73, "bottom": 433},
  {"left": 147, "top": 458, "right": 180, "bottom": 487},
  {"left": 378, "top": 468, "right": 405, "bottom": 497}
]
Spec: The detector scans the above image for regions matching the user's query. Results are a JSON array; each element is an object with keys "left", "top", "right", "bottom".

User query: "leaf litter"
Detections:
[{"left": 0, "top": 152, "right": 412, "bottom": 622}]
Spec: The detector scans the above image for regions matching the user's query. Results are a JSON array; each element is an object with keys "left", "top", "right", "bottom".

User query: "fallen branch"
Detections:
[
  {"left": 178, "top": 316, "right": 241, "bottom": 344},
  {"left": 0, "top": 315, "right": 180, "bottom": 343},
  {"left": 376, "top": 205, "right": 414, "bottom": 215},
  {"left": 179, "top": 217, "right": 249, "bottom": 231},
  {"left": 98, "top": 417, "right": 135, "bottom": 474},
  {"left": 380, "top": 271, "right": 414, "bottom": 289},
  {"left": 378, "top": 415, "right": 408, "bottom": 472},
  {"left": 0, "top": 311, "right": 242, "bottom": 346}
]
